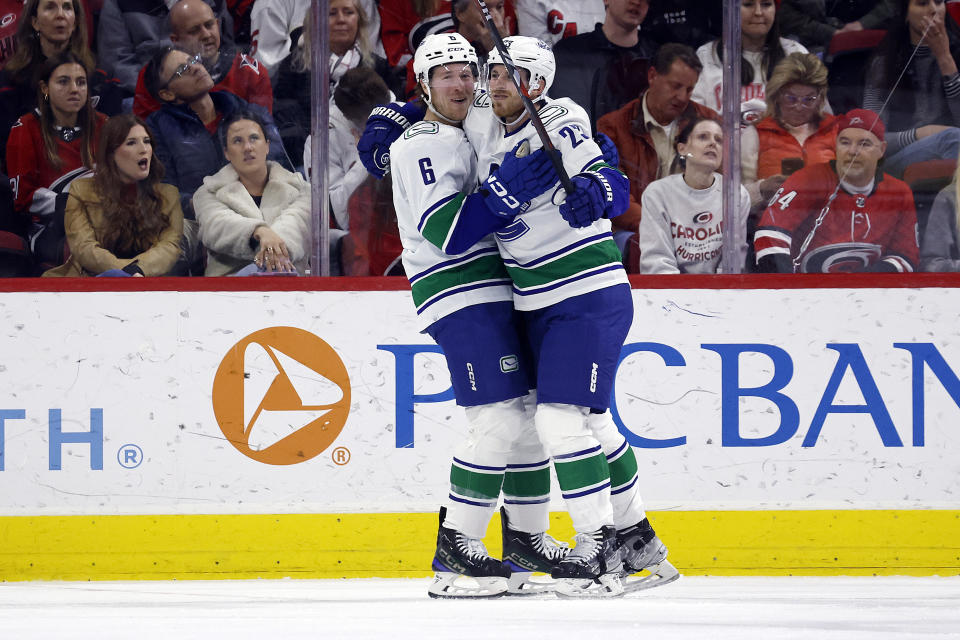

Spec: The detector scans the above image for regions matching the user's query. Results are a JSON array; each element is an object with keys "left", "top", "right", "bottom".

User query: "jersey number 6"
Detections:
[{"left": 419, "top": 158, "right": 436, "bottom": 185}]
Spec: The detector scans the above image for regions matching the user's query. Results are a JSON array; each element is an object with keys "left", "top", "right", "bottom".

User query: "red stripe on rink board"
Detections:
[{"left": 1, "top": 273, "right": 960, "bottom": 293}]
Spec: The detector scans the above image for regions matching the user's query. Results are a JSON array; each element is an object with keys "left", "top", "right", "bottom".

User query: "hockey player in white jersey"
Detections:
[
  {"left": 467, "top": 35, "right": 679, "bottom": 597},
  {"left": 390, "top": 32, "right": 569, "bottom": 599}
]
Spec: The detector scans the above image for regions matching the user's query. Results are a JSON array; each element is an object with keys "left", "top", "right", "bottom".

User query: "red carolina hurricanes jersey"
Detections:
[{"left": 754, "top": 162, "right": 918, "bottom": 273}]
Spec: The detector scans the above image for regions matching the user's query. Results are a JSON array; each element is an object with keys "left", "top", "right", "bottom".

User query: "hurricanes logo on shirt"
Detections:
[{"left": 1, "top": 13, "right": 14, "bottom": 28}]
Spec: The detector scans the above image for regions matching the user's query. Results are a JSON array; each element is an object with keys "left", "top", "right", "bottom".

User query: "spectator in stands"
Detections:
[
  {"left": 0, "top": 0, "right": 23, "bottom": 69},
  {"left": 251, "top": 0, "right": 381, "bottom": 81},
  {"left": 97, "top": 0, "right": 235, "bottom": 93},
  {"left": 779, "top": 0, "right": 897, "bottom": 51},
  {"left": 514, "top": 0, "right": 604, "bottom": 46},
  {"left": 596, "top": 42, "right": 717, "bottom": 271},
  {"left": 692, "top": 0, "right": 807, "bottom": 114},
  {"left": 743, "top": 52, "right": 837, "bottom": 208},
  {"left": 193, "top": 110, "right": 309, "bottom": 276},
  {"left": 274, "top": 1, "right": 401, "bottom": 166},
  {"left": 0, "top": 0, "right": 121, "bottom": 168},
  {"left": 920, "top": 161, "right": 960, "bottom": 270},
  {"left": 6, "top": 51, "right": 105, "bottom": 266},
  {"left": 144, "top": 46, "right": 285, "bottom": 220},
  {"left": 641, "top": 0, "right": 721, "bottom": 48},
  {"left": 379, "top": 0, "right": 453, "bottom": 77},
  {"left": 754, "top": 108, "right": 918, "bottom": 273},
  {"left": 132, "top": 0, "right": 273, "bottom": 119},
  {"left": 550, "top": 0, "right": 657, "bottom": 131},
  {"left": 863, "top": 0, "right": 960, "bottom": 179},
  {"left": 638, "top": 117, "right": 750, "bottom": 273},
  {"left": 44, "top": 113, "right": 183, "bottom": 276},
  {"left": 452, "top": 0, "right": 508, "bottom": 58}
]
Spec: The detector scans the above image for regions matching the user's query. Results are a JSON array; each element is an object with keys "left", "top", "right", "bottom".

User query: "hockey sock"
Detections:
[
  {"left": 502, "top": 396, "right": 551, "bottom": 533},
  {"left": 587, "top": 411, "right": 647, "bottom": 529},
  {"left": 535, "top": 402, "right": 614, "bottom": 534}
]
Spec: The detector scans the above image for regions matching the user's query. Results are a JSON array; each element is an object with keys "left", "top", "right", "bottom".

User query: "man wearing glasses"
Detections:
[{"left": 142, "top": 46, "right": 287, "bottom": 272}]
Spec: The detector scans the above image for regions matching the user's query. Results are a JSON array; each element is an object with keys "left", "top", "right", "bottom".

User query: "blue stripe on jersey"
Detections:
[
  {"left": 502, "top": 497, "right": 551, "bottom": 505},
  {"left": 506, "top": 459, "right": 550, "bottom": 470},
  {"left": 553, "top": 444, "right": 603, "bottom": 461},
  {"left": 408, "top": 246, "right": 500, "bottom": 284},
  {"left": 417, "top": 193, "right": 459, "bottom": 233},
  {"left": 417, "top": 278, "right": 513, "bottom": 314},
  {"left": 453, "top": 457, "right": 506, "bottom": 473},
  {"left": 607, "top": 440, "right": 628, "bottom": 461},
  {"left": 562, "top": 481, "right": 611, "bottom": 500},
  {"left": 501, "top": 232, "right": 613, "bottom": 268},
  {"left": 449, "top": 494, "right": 497, "bottom": 508},
  {"left": 611, "top": 475, "right": 638, "bottom": 496},
  {"left": 513, "top": 264, "right": 624, "bottom": 297}
]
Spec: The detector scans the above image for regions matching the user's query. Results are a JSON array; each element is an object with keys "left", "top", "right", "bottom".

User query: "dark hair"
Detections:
[
  {"left": 672, "top": 116, "right": 721, "bottom": 173},
  {"left": 143, "top": 46, "right": 176, "bottom": 102},
  {"left": 713, "top": 2, "right": 786, "bottom": 86},
  {"left": 334, "top": 67, "right": 391, "bottom": 124},
  {"left": 652, "top": 43, "right": 703, "bottom": 76},
  {"left": 91, "top": 114, "right": 170, "bottom": 256},
  {"left": 876, "top": 0, "right": 960, "bottom": 93},
  {"left": 6, "top": 0, "right": 94, "bottom": 81},
  {"left": 219, "top": 109, "right": 268, "bottom": 149},
  {"left": 35, "top": 51, "right": 97, "bottom": 170}
]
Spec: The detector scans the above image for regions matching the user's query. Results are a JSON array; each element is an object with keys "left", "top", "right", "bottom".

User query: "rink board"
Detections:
[{"left": 0, "top": 276, "right": 959, "bottom": 580}]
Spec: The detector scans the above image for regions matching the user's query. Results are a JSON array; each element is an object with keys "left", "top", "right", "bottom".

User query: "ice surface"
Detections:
[{"left": 0, "top": 576, "right": 958, "bottom": 639}]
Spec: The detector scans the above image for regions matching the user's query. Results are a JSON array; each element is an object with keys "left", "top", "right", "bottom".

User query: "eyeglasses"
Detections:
[
  {"left": 162, "top": 54, "right": 202, "bottom": 88},
  {"left": 780, "top": 94, "right": 820, "bottom": 107}
]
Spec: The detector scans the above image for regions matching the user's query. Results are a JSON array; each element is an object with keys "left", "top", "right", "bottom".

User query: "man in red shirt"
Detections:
[
  {"left": 133, "top": 0, "right": 271, "bottom": 119},
  {"left": 754, "top": 108, "right": 918, "bottom": 273}
]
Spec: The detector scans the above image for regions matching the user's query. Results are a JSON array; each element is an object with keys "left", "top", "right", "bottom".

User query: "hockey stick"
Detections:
[{"left": 473, "top": 0, "right": 575, "bottom": 195}]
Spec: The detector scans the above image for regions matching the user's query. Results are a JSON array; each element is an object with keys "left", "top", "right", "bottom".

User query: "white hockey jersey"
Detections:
[
  {"left": 514, "top": 0, "right": 605, "bottom": 46},
  {"left": 390, "top": 120, "right": 513, "bottom": 330},
  {"left": 465, "top": 96, "right": 628, "bottom": 311},
  {"left": 691, "top": 38, "right": 808, "bottom": 113}
]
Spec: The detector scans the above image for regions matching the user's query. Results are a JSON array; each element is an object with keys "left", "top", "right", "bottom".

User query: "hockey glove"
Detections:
[
  {"left": 559, "top": 170, "right": 617, "bottom": 228},
  {"left": 356, "top": 101, "right": 426, "bottom": 178},
  {"left": 481, "top": 141, "right": 560, "bottom": 216},
  {"left": 594, "top": 132, "right": 619, "bottom": 168}
]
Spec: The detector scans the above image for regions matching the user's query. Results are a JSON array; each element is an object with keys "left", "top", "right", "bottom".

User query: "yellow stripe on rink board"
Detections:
[{"left": 0, "top": 510, "right": 957, "bottom": 582}]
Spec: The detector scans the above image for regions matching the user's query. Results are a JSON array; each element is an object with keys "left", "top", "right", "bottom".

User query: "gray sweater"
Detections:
[{"left": 920, "top": 181, "right": 960, "bottom": 271}]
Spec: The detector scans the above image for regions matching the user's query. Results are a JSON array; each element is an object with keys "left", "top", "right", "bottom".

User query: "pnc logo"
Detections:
[{"left": 212, "top": 327, "right": 350, "bottom": 465}]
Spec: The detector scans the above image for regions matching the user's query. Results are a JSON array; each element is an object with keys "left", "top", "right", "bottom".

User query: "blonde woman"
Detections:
[{"left": 920, "top": 162, "right": 960, "bottom": 271}]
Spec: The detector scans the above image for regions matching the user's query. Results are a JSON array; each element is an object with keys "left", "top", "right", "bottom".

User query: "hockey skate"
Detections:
[
  {"left": 550, "top": 525, "right": 624, "bottom": 598},
  {"left": 499, "top": 506, "right": 569, "bottom": 596},
  {"left": 617, "top": 519, "right": 681, "bottom": 594},
  {"left": 427, "top": 508, "right": 511, "bottom": 599}
]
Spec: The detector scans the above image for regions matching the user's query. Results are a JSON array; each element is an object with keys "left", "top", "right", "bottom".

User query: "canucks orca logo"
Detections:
[{"left": 496, "top": 218, "right": 530, "bottom": 242}]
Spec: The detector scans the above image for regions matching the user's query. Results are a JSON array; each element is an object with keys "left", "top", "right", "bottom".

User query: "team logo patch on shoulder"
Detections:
[
  {"left": 538, "top": 104, "right": 568, "bottom": 126},
  {"left": 404, "top": 121, "right": 440, "bottom": 138},
  {"left": 239, "top": 54, "right": 261, "bottom": 73},
  {"left": 474, "top": 91, "right": 490, "bottom": 108}
]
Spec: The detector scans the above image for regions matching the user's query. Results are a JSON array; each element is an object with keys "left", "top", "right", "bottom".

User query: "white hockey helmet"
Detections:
[
  {"left": 413, "top": 32, "right": 479, "bottom": 96},
  {"left": 485, "top": 35, "right": 556, "bottom": 94}
]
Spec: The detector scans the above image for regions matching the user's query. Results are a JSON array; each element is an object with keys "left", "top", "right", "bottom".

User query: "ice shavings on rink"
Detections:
[{"left": 0, "top": 576, "right": 958, "bottom": 640}]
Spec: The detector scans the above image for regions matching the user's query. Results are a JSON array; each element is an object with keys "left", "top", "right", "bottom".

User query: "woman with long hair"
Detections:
[
  {"left": 692, "top": 0, "right": 807, "bottom": 113},
  {"left": 0, "top": 0, "right": 120, "bottom": 167},
  {"left": 920, "top": 158, "right": 960, "bottom": 270},
  {"left": 193, "top": 110, "right": 310, "bottom": 276},
  {"left": 5, "top": 51, "right": 105, "bottom": 266},
  {"left": 863, "top": 0, "right": 960, "bottom": 177},
  {"left": 639, "top": 117, "right": 751, "bottom": 273},
  {"left": 44, "top": 113, "right": 183, "bottom": 276}
]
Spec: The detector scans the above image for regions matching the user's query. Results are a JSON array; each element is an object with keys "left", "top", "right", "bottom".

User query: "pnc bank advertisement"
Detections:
[{"left": 0, "top": 286, "right": 958, "bottom": 517}]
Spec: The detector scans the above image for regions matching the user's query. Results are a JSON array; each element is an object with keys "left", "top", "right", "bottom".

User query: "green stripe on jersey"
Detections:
[
  {"left": 450, "top": 464, "right": 504, "bottom": 500},
  {"left": 553, "top": 452, "right": 609, "bottom": 492},
  {"left": 502, "top": 467, "right": 550, "bottom": 498},
  {"left": 608, "top": 447, "right": 639, "bottom": 489},
  {"left": 421, "top": 193, "right": 466, "bottom": 249},
  {"left": 410, "top": 253, "right": 510, "bottom": 308},
  {"left": 506, "top": 238, "right": 623, "bottom": 290}
]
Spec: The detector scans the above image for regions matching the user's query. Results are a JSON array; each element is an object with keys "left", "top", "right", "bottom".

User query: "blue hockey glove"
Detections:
[
  {"left": 481, "top": 141, "right": 560, "bottom": 216},
  {"left": 559, "top": 170, "right": 616, "bottom": 228},
  {"left": 594, "top": 132, "right": 619, "bottom": 168},
  {"left": 356, "top": 101, "right": 426, "bottom": 178}
]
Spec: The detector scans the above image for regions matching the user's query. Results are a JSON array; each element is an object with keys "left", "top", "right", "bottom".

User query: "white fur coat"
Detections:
[{"left": 193, "top": 161, "right": 311, "bottom": 276}]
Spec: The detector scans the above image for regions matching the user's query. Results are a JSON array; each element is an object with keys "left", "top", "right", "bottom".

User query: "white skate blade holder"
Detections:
[
  {"left": 553, "top": 573, "right": 625, "bottom": 599},
  {"left": 622, "top": 558, "right": 681, "bottom": 594},
  {"left": 427, "top": 573, "right": 509, "bottom": 599},
  {"left": 506, "top": 571, "right": 559, "bottom": 597}
]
